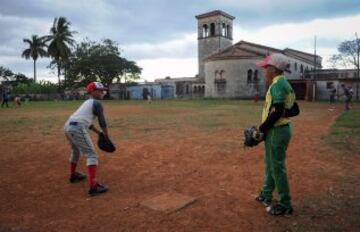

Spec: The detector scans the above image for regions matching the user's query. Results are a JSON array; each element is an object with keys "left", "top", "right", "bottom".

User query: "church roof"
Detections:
[
  {"left": 205, "top": 40, "right": 321, "bottom": 66},
  {"left": 205, "top": 46, "right": 262, "bottom": 61},
  {"left": 195, "top": 10, "right": 235, "bottom": 20}
]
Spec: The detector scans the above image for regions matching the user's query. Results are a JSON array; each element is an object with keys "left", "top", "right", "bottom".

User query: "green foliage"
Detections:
[
  {"left": 66, "top": 39, "right": 142, "bottom": 88},
  {"left": 45, "top": 17, "right": 76, "bottom": 85},
  {"left": 0, "top": 66, "right": 14, "bottom": 81},
  {"left": 13, "top": 81, "right": 58, "bottom": 94}
]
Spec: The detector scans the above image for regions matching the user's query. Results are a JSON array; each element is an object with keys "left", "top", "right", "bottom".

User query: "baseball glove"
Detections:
[
  {"left": 97, "top": 132, "right": 116, "bottom": 153},
  {"left": 244, "top": 126, "right": 264, "bottom": 147}
]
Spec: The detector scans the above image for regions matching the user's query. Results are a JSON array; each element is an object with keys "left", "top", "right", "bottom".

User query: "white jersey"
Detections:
[{"left": 66, "top": 99, "right": 97, "bottom": 127}]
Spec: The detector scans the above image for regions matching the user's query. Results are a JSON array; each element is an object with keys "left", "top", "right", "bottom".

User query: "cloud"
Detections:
[
  {"left": 122, "top": 33, "right": 197, "bottom": 60},
  {"left": 212, "top": 0, "right": 360, "bottom": 27},
  {"left": 136, "top": 58, "right": 198, "bottom": 81},
  {"left": 1, "top": 0, "right": 360, "bottom": 82},
  {"left": 232, "top": 13, "right": 360, "bottom": 67}
]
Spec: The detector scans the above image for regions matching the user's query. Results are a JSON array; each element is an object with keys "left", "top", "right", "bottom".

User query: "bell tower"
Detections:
[{"left": 195, "top": 10, "right": 235, "bottom": 78}]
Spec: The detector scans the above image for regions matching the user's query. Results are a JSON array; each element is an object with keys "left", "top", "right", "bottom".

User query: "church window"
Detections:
[
  {"left": 247, "top": 69, "right": 253, "bottom": 83},
  {"left": 202, "top": 24, "right": 209, "bottom": 38},
  {"left": 254, "top": 70, "right": 259, "bottom": 82},
  {"left": 210, "top": 23, "right": 215, "bottom": 36},
  {"left": 300, "top": 64, "right": 304, "bottom": 73},
  {"left": 294, "top": 62, "right": 298, "bottom": 71}
]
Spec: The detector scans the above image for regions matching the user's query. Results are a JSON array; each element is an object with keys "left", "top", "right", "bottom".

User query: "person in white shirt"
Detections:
[{"left": 64, "top": 82, "right": 110, "bottom": 196}]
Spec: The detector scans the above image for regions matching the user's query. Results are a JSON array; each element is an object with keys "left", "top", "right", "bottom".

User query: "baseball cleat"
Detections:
[
  {"left": 255, "top": 193, "right": 272, "bottom": 207},
  {"left": 266, "top": 204, "right": 293, "bottom": 216},
  {"left": 88, "top": 183, "right": 109, "bottom": 196},
  {"left": 69, "top": 172, "right": 87, "bottom": 183}
]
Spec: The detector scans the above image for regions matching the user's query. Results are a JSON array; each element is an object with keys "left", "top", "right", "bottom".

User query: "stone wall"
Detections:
[{"left": 204, "top": 59, "right": 268, "bottom": 98}]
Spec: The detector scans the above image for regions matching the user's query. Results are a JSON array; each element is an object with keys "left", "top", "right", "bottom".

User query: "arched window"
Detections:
[
  {"left": 201, "top": 86, "right": 205, "bottom": 93},
  {"left": 186, "top": 85, "right": 189, "bottom": 94},
  {"left": 194, "top": 86, "right": 198, "bottom": 93},
  {"left": 210, "top": 23, "right": 215, "bottom": 36},
  {"left": 222, "top": 23, "right": 226, "bottom": 36},
  {"left": 300, "top": 64, "right": 304, "bottom": 73},
  {"left": 247, "top": 69, "right": 253, "bottom": 83},
  {"left": 294, "top": 62, "right": 298, "bottom": 71},
  {"left": 254, "top": 70, "right": 259, "bottom": 82},
  {"left": 226, "top": 25, "right": 230, "bottom": 38},
  {"left": 202, "top": 24, "right": 209, "bottom": 38}
]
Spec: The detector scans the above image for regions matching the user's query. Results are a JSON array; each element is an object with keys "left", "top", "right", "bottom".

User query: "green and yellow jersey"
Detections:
[{"left": 262, "top": 75, "right": 296, "bottom": 127}]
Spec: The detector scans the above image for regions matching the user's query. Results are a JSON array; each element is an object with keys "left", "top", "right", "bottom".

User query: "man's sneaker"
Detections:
[
  {"left": 255, "top": 193, "right": 272, "bottom": 207},
  {"left": 266, "top": 204, "right": 293, "bottom": 216},
  {"left": 88, "top": 183, "right": 109, "bottom": 196},
  {"left": 69, "top": 172, "right": 87, "bottom": 183}
]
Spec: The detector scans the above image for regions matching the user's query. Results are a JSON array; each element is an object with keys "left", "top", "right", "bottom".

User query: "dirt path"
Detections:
[{"left": 0, "top": 102, "right": 358, "bottom": 232}]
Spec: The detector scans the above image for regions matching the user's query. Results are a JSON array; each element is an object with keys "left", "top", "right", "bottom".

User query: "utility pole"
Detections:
[
  {"left": 355, "top": 32, "right": 360, "bottom": 101},
  {"left": 313, "top": 35, "right": 317, "bottom": 101}
]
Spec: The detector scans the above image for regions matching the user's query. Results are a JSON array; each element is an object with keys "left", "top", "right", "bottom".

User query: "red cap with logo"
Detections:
[{"left": 86, "top": 82, "right": 108, "bottom": 93}]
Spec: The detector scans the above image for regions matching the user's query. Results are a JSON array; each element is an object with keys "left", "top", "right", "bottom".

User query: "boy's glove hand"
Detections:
[{"left": 97, "top": 132, "right": 116, "bottom": 153}]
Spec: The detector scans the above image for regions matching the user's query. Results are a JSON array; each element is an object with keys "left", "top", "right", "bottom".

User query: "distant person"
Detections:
[
  {"left": 329, "top": 88, "right": 336, "bottom": 110},
  {"left": 341, "top": 84, "right": 353, "bottom": 111},
  {"left": 147, "top": 93, "right": 152, "bottom": 104},
  {"left": 25, "top": 94, "right": 31, "bottom": 103},
  {"left": 1, "top": 92, "right": 9, "bottom": 108},
  {"left": 13, "top": 96, "right": 21, "bottom": 107},
  {"left": 254, "top": 90, "right": 260, "bottom": 103}
]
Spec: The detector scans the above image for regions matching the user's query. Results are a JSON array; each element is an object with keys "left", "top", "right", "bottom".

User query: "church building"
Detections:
[{"left": 196, "top": 10, "right": 322, "bottom": 99}]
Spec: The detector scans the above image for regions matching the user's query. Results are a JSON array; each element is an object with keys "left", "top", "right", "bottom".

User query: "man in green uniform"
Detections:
[{"left": 254, "top": 53, "right": 296, "bottom": 216}]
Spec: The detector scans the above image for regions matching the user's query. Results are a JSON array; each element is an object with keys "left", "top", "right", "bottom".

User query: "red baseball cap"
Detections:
[
  {"left": 86, "top": 82, "right": 108, "bottom": 93},
  {"left": 256, "top": 53, "right": 291, "bottom": 73}
]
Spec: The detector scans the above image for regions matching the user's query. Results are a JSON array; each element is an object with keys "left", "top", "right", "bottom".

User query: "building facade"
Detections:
[{"left": 196, "top": 10, "right": 322, "bottom": 99}]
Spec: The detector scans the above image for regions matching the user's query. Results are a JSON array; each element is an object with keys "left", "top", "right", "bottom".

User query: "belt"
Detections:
[
  {"left": 69, "top": 121, "right": 78, "bottom": 126},
  {"left": 276, "top": 123, "right": 289, "bottom": 128}
]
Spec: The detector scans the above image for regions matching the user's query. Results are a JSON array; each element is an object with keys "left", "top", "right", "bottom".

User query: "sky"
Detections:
[{"left": 1, "top": 0, "right": 360, "bottom": 82}]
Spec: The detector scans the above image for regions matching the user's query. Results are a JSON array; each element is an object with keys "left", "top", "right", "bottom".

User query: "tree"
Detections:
[
  {"left": 46, "top": 17, "right": 76, "bottom": 86},
  {"left": 67, "top": 39, "right": 142, "bottom": 97},
  {"left": 330, "top": 36, "right": 360, "bottom": 100},
  {"left": 0, "top": 66, "right": 14, "bottom": 81},
  {"left": 21, "top": 35, "right": 48, "bottom": 83}
]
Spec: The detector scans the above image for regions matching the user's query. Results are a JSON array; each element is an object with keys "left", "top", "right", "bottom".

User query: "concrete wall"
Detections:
[
  {"left": 315, "top": 80, "right": 357, "bottom": 101},
  {"left": 127, "top": 85, "right": 162, "bottom": 100},
  {"left": 204, "top": 59, "right": 268, "bottom": 98}
]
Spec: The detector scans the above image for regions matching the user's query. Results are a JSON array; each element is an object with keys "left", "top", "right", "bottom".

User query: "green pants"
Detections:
[{"left": 262, "top": 125, "right": 292, "bottom": 208}]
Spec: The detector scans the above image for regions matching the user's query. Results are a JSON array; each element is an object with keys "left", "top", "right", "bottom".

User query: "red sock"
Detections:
[
  {"left": 70, "top": 163, "right": 77, "bottom": 175},
  {"left": 87, "top": 165, "right": 97, "bottom": 187}
]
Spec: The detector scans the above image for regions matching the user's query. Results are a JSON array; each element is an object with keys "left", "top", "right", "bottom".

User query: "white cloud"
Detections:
[
  {"left": 232, "top": 13, "right": 360, "bottom": 68},
  {"left": 136, "top": 58, "right": 198, "bottom": 81},
  {"left": 122, "top": 33, "right": 197, "bottom": 59}
]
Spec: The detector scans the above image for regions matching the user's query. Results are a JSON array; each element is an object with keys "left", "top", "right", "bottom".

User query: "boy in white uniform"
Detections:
[{"left": 64, "top": 82, "right": 110, "bottom": 196}]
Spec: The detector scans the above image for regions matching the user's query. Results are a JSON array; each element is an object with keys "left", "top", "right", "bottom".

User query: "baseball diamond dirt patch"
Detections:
[{"left": 0, "top": 100, "right": 359, "bottom": 232}]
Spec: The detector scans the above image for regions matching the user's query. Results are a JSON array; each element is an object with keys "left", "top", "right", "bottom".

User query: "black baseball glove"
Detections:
[
  {"left": 244, "top": 126, "right": 264, "bottom": 147},
  {"left": 97, "top": 132, "right": 116, "bottom": 153}
]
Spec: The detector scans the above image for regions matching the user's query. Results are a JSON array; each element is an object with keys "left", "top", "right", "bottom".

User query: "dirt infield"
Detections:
[{"left": 0, "top": 100, "right": 359, "bottom": 232}]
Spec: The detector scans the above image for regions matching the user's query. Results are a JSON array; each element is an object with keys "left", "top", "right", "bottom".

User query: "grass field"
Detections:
[{"left": 0, "top": 100, "right": 359, "bottom": 232}]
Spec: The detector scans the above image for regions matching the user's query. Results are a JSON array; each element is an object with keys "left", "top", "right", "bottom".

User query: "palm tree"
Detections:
[
  {"left": 46, "top": 17, "right": 75, "bottom": 86},
  {"left": 22, "top": 35, "right": 48, "bottom": 83}
]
